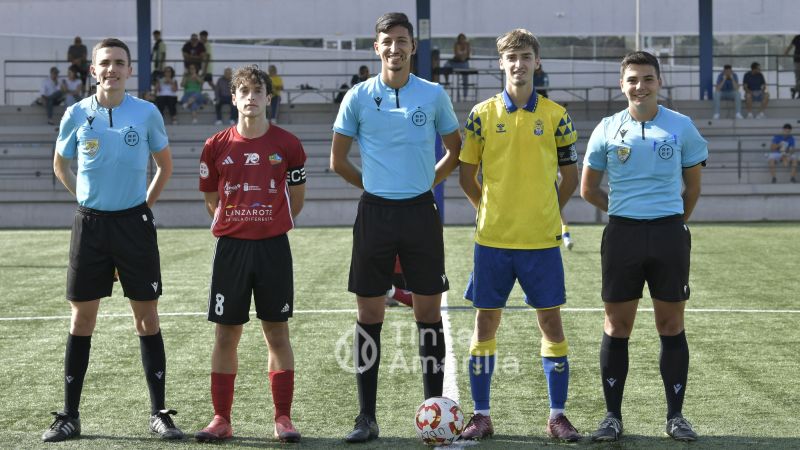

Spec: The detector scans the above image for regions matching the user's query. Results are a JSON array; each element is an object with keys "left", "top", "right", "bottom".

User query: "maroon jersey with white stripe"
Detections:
[{"left": 199, "top": 125, "right": 306, "bottom": 239}]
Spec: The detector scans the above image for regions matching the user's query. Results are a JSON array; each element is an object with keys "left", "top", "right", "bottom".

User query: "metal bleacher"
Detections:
[{"left": 1, "top": 97, "right": 799, "bottom": 228}]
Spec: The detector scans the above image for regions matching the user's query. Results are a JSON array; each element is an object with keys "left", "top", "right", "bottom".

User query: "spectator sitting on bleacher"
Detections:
[
  {"left": 67, "top": 36, "right": 89, "bottom": 92},
  {"left": 351, "top": 65, "right": 370, "bottom": 86},
  {"left": 712, "top": 64, "right": 742, "bottom": 119},
  {"left": 445, "top": 33, "right": 471, "bottom": 98},
  {"left": 61, "top": 66, "right": 84, "bottom": 107},
  {"left": 768, "top": 123, "right": 797, "bottom": 184},
  {"left": 180, "top": 65, "right": 207, "bottom": 124},
  {"left": 182, "top": 33, "right": 206, "bottom": 74},
  {"left": 214, "top": 67, "right": 237, "bottom": 125},
  {"left": 743, "top": 62, "right": 769, "bottom": 119},
  {"left": 155, "top": 66, "right": 179, "bottom": 125},
  {"left": 36, "top": 66, "right": 64, "bottom": 125}
]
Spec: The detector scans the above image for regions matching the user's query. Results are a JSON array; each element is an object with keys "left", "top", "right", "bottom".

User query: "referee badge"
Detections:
[
  {"left": 617, "top": 146, "right": 631, "bottom": 163},
  {"left": 82, "top": 139, "right": 100, "bottom": 157}
]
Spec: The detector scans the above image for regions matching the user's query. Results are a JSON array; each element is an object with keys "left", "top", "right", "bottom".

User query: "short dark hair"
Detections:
[
  {"left": 723, "top": 64, "right": 732, "bottom": 70},
  {"left": 199, "top": 30, "right": 208, "bottom": 37},
  {"left": 620, "top": 51, "right": 660, "bottom": 79},
  {"left": 153, "top": 30, "right": 161, "bottom": 36},
  {"left": 783, "top": 123, "right": 792, "bottom": 130},
  {"left": 231, "top": 64, "right": 272, "bottom": 96},
  {"left": 92, "top": 38, "right": 131, "bottom": 65},
  {"left": 375, "top": 12, "right": 413, "bottom": 39},
  {"left": 751, "top": 61, "right": 760, "bottom": 70}
]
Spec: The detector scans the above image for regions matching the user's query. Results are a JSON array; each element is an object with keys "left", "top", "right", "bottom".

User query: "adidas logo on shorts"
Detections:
[{"left": 281, "top": 303, "right": 290, "bottom": 313}]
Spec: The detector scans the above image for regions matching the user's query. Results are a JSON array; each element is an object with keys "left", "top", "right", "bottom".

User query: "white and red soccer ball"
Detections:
[{"left": 414, "top": 396, "right": 464, "bottom": 446}]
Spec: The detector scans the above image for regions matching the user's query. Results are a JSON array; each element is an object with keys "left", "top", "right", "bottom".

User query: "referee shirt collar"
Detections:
[{"left": 502, "top": 89, "right": 538, "bottom": 113}]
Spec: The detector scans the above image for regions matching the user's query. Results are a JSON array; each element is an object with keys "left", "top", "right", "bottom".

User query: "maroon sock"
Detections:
[
  {"left": 269, "top": 370, "right": 294, "bottom": 420},
  {"left": 211, "top": 372, "right": 236, "bottom": 423}
]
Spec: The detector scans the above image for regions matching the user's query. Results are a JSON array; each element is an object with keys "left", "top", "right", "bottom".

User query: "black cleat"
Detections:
[
  {"left": 150, "top": 409, "right": 184, "bottom": 440},
  {"left": 591, "top": 414, "right": 623, "bottom": 442},
  {"left": 42, "top": 412, "right": 81, "bottom": 442},
  {"left": 666, "top": 414, "right": 698, "bottom": 441},
  {"left": 344, "top": 414, "right": 379, "bottom": 443}
]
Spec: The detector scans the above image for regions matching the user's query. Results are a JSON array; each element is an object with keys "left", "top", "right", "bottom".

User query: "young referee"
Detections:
[
  {"left": 330, "top": 12, "right": 462, "bottom": 444},
  {"left": 581, "top": 51, "right": 707, "bottom": 442},
  {"left": 45, "top": 38, "right": 182, "bottom": 442}
]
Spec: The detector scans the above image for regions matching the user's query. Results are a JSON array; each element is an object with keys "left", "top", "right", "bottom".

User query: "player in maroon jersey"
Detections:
[{"left": 195, "top": 65, "right": 307, "bottom": 444}]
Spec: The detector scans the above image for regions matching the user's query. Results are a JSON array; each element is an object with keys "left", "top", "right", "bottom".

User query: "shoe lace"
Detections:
[
  {"left": 599, "top": 416, "right": 621, "bottom": 434},
  {"left": 49, "top": 412, "right": 70, "bottom": 431},
  {"left": 464, "top": 413, "right": 486, "bottom": 431},
  {"left": 553, "top": 415, "right": 577, "bottom": 432},
  {"left": 153, "top": 409, "right": 178, "bottom": 431},
  {"left": 354, "top": 414, "right": 372, "bottom": 428},
  {"left": 670, "top": 416, "right": 694, "bottom": 433}
]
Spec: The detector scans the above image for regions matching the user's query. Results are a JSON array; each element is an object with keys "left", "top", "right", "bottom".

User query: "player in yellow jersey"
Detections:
[{"left": 458, "top": 28, "right": 581, "bottom": 442}]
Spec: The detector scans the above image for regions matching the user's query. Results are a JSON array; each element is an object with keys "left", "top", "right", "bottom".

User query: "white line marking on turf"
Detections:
[
  {"left": 3, "top": 307, "right": 800, "bottom": 321},
  {"left": 440, "top": 292, "right": 459, "bottom": 403}
]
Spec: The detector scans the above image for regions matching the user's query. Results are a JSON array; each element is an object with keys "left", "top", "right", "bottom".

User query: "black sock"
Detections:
[
  {"left": 417, "top": 320, "right": 445, "bottom": 399},
  {"left": 139, "top": 331, "right": 166, "bottom": 415},
  {"left": 599, "top": 333, "right": 629, "bottom": 419},
  {"left": 660, "top": 330, "right": 689, "bottom": 420},
  {"left": 354, "top": 322, "right": 382, "bottom": 418},
  {"left": 64, "top": 334, "right": 91, "bottom": 418}
]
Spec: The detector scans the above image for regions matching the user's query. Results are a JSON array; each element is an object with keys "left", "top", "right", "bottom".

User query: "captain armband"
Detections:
[
  {"left": 557, "top": 143, "right": 578, "bottom": 166},
  {"left": 287, "top": 166, "right": 307, "bottom": 186}
]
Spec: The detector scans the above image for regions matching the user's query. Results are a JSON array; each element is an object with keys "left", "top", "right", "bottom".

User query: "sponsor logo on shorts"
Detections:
[
  {"left": 281, "top": 303, "right": 290, "bottom": 313},
  {"left": 151, "top": 281, "right": 159, "bottom": 292}
]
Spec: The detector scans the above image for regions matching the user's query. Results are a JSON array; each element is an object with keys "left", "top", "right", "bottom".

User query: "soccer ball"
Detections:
[{"left": 414, "top": 396, "right": 464, "bottom": 446}]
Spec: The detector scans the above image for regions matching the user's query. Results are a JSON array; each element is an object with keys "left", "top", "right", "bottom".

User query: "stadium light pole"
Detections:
[{"left": 136, "top": 0, "right": 152, "bottom": 98}]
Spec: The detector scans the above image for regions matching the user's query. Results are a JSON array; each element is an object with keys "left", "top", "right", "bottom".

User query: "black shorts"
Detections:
[
  {"left": 601, "top": 215, "right": 691, "bottom": 303},
  {"left": 348, "top": 191, "right": 448, "bottom": 297},
  {"left": 208, "top": 234, "right": 294, "bottom": 324},
  {"left": 67, "top": 203, "right": 161, "bottom": 302}
]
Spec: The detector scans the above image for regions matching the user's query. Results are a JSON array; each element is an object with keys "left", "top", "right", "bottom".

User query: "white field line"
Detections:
[
  {"left": 440, "top": 292, "right": 459, "bottom": 403},
  {"left": 2, "top": 306, "right": 800, "bottom": 322}
]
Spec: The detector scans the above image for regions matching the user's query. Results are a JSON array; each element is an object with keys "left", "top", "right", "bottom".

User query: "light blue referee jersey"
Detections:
[
  {"left": 56, "top": 94, "right": 169, "bottom": 211},
  {"left": 584, "top": 105, "right": 708, "bottom": 219},
  {"left": 333, "top": 74, "right": 459, "bottom": 199}
]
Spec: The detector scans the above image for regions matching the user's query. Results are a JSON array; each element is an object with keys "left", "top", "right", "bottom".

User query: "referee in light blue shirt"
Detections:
[
  {"left": 46, "top": 38, "right": 182, "bottom": 443},
  {"left": 330, "top": 12, "right": 462, "bottom": 444},
  {"left": 581, "top": 51, "right": 707, "bottom": 443}
]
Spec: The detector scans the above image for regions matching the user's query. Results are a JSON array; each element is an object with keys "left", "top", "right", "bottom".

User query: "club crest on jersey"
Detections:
[
  {"left": 617, "top": 147, "right": 631, "bottom": 163},
  {"left": 82, "top": 139, "right": 100, "bottom": 157},
  {"left": 533, "top": 119, "right": 544, "bottom": 136},
  {"left": 268, "top": 153, "right": 283, "bottom": 165},
  {"left": 124, "top": 129, "right": 140, "bottom": 146},
  {"left": 411, "top": 109, "right": 427, "bottom": 126},
  {"left": 496, "top": 123, "right": 506, "bottom": 133},
  {"left": 658, "top": 144, "right": 674, "bottom": 160}
]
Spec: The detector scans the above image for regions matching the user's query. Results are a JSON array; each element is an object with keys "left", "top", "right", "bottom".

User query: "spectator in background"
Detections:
[
  {"left": 268, "top": 65, "right": 283, "bottom": 123},
  {"left": 445, "top": 33, "right": 471, "bottom": 99},
  {"left": 181, "top": 64, "right": 206, "bottom": 124},
  {"left": 67, "top": 36, "right": 89, "bottom": 91},
  {"left": 199, "top": 30, "right": 215, "bottom": 90},
  {"left": 431, "top": 48, "right": 441, "bottom": 83},
  {"left": 712, "top": 64, "right": 743, "bottom": 119},
  {"left": 351, "top": 65, "right": 370, "bottom": 86},
  {"left": 62, "top": 66, "right": 84, "bottom": 106},
  {"left": 38, "top": 66, "right": 64, "bottom": 125},
  {"left": 155, "top": 66, "right": 179, "bottom": 125},
  {"left": 152, "top": 30, "right": 167, "bottom": 80},
  {"left": 182, "top": 33, "right": 206, "bottom": 74},
  {"left": 768, "top": 123, "right": 797, "bottom": 183},
  {"left": 214, "top": 67, "right": 237, "bottom": 125},
  {"left": 534, "top": 64, "right": 549, "bottom": 98},
  {"left": 742, "top": 62, "right": 769, "bottom": 118},
  {"left": 784, "top": 34, "right": 800, "bottom": 99}
]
